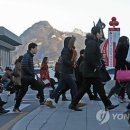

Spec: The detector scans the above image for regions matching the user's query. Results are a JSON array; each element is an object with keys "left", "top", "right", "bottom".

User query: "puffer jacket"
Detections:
[
  {"left": 81, "top": 34, "right": 102, "bottom": 78},
  {"left": 21, "top": 51, "right": 35, "bottom": 78}
]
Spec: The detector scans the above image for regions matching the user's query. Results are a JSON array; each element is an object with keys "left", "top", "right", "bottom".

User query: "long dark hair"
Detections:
[
  {"left": 41, "top": 57, "right": 48, "bottom": 64},
  {"left": 15, "top": 56, "right": 23, "bottom": 64}
]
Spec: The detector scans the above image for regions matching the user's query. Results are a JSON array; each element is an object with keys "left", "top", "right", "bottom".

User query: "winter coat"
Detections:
[
  {"left": 21, "top": 51, "right": 35, "bottom": 79},
  {"left": 40, "top": 63, "right": 50, "bottom": 83},
  {"left": 13, "top": 61, "right": 21, "bottom": 86},
  {"left": 61, "top": 37, "right": 75, "bottom": 74},
  {"left": 81, "top": 34, "right": 102, "bottom": 78}
]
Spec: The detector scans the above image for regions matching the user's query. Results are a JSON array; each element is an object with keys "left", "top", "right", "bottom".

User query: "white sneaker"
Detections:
[{"left": 44, "top": 98, "right": 56, "bottom": 108}]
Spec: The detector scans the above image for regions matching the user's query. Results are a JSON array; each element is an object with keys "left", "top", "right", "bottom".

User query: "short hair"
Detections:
[
  {"left": 91, "top": 26, "right": 101, "bottom": 35},
  {"left": 28, "top": 43, "right": 37, "bottom": 50},
  {"left": 80, "top": 49, "right": 85, "bottom": 55}
]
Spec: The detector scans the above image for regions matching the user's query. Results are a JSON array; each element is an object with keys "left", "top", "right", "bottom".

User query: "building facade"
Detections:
[{"left": 0, "top": 27, "right": 21, "bottom": 68}]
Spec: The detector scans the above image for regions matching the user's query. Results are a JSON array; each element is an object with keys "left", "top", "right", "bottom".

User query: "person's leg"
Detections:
[
  {"left": 14, "top": 78, "right": 29, "bottom": 111},
  {"left": 62, "top": 92, "right": 69, "bottom": 101},
  {"left": 108, "top": 81, "right": 121, "bottom": 98},
  {"left": 44, "top": 76, "right": 67, "bottom": 108},
  {"left": 50, "top": 77, "right": 66, "bottom": 99},
  {"left": 93, "top": 78, "right": 119, "bottom": 110},
  {"left": 64, "top": 74, "right": 78, "bottom": 100},
  {"left": 92, "top": 86, "right": 101, "bottom": 101},
  {"left": 69, "top": 78, "right": 90, "bottom": 111},
  {"left": 31, "top": 79, "right": 45, "bottom": 104},
  {"left": 126, "top": 82, "right": 130, "bottom": 109}
]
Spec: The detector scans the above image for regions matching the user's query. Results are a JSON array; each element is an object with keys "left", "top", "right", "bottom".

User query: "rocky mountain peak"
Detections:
[{"left": 12, "top": 21, "right": 85, "bottom": 65}]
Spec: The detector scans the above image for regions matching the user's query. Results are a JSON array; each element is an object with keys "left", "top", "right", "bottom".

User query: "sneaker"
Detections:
[
  {"left": 76, "top": 102, "right": 86, "bottom": 108},
  {"left": 105, "top": 104, "right": 119, "bottom": 111},
  {"left": 0, "top": 109, "right": 9, "bottom": 114},
  {"left": 44, "top": 100, "right": 56, "bottom": 108},
  {"left": 13, "top": 108, "right": 22, "bottom": 113},
  {"left": 118, "top": 96, "right": 126, "bottom": 103},
  {"left": 69, "top": 104, "right": 82, "bottom": 111}
]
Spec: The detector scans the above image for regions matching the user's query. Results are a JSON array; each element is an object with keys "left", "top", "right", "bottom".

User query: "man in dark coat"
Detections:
[
  {"left": 13, "top": 43, "right": 45, "bottom": 112},
  {"left": 69, "top": 27, "right": 119, "bottom": 111}
]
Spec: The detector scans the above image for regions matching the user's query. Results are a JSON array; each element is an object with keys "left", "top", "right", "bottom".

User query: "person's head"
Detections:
[
  {"left": 15, "top": 56, "right": 23, "bottom": 64},
  {"left": 91, "top": 26, "right": 103, "bottom": 40},
  {"left": 118, "top": 36, "right": 129, "bottom": 45},
  {"left": 80, "top": 49, "right": 85, "bottom": 57},
  {"left": 42, "top": 57, "right": 48, "bottom": 64},
  {"left": 28, "top": 43, "right": 38, "bottom": 54},
  {"left": 5, "top": 67, "right": 12, "bottom": 72},
  {"left": 64, "top": 36, "right": 76, "bottom": 50}
]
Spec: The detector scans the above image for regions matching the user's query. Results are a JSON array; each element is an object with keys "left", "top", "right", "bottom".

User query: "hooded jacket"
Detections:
[
  {"left": 81, "top": 33, "right": 102, "bottom": 78},
  {"left": 61, "top": 37, "right": 75, "bottom": 74}
]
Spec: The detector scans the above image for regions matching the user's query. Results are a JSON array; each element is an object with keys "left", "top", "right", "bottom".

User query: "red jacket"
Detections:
[{"left": 40, "top": 63, "right": 50, "bottom": 83}]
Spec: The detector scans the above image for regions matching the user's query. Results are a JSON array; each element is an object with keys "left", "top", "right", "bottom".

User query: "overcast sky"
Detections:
[{"left": 0, "top": 0, "right": 130, "bottom": 37}]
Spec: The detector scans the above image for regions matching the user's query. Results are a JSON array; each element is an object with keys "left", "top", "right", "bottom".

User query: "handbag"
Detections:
[
  {"left": 116, "top": 70, "right": 130, "bottom": 83},
  {"left": 126, "top": 46, "right": 130, "bottom": 63},
  {"left": 35, "top": 75, "right": 45, "bottom": 87},
  {"left": 100, "top": 67, "right": 111, "bottom": 82}
]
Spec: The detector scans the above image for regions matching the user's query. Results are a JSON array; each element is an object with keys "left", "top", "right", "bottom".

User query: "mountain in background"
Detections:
[{"left": 12, "top": 21, "right": 86, "bottom": 65}]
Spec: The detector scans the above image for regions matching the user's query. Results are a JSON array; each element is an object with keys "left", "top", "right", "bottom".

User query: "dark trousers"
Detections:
[
  {"left": 14, "top": 77, "right": 44, "bottom": 109},
  {"left": 71, "top": 77, "right": 112, "bottom": 107},
  {"left": 108, "top": 81, "right": 128, "bottom": 98},
  {"left": 50, "top": 74, "right": 77, "bottom": 100}
]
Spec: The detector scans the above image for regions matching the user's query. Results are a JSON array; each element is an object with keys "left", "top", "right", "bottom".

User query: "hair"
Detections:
[
  {"left": 80, "top": 49, "right": 85, "bottom": 55},
  {"left": 28, "top": 43, "right": 37, "bottom": 51},
  {"left": 41, "top": 57, "right": 48, "bottom": 64},
  {"left": 15, "top": 55, "right": 23, "bottom": 64},
  {"left": 5, "top": 67, "right": 12, "bottom": 71},
  {"left": 118, "top": 36, "right": 129, "bottom": 45}
]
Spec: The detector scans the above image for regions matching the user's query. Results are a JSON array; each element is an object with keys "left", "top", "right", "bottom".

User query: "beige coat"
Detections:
[{"left": 13, "top": 62, "right": 21, "bottom": 86}]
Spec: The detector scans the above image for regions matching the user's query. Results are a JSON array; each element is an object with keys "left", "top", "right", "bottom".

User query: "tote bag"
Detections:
[{"left": 116, "top": 70, "right": 130, "bottom": 83}]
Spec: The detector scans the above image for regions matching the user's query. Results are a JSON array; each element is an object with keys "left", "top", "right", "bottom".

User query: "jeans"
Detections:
[{"left": 50, "top": 74, "right": 78, "bottom": 100}]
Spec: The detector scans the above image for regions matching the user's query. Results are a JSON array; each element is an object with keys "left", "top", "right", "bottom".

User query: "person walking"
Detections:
[
  {"left": 13, "top": 56, "right": 23, "bottom": 99},
  {"left": 108, "top": 36, "right": 130, "bottom": 102},
  {"left": 44, "top": 36, "right": 84, "bottom": 108},
  {"left": 13, "top": 43, "right": 45, "bottom": 112},
  {"left": 54, "top": 56, "right": 69, "bottom": 101},
  {"left": 69, "top": 27, "right": 119, "bottom": 111}
]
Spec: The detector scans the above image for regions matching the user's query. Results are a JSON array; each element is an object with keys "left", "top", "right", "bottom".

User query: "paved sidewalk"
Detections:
[{"left": 11, "top": 81, "right": 130, "bottom": 130}]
